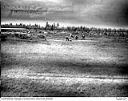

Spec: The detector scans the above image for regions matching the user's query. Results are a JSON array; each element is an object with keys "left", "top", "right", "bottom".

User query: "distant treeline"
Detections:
[
  {"left": 1, "top": 23, "right": 41, "bottom": 29},
  {"left": 1, "top": 23, "right": 128, "bottom": 38},
  {"left": 1, "top": 23, "right": 128, "bottom": 31}
]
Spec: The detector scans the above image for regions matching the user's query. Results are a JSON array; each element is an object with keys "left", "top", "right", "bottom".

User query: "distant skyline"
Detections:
[{"left": 1, "top": 0, "right": 128, "bottom": 29}]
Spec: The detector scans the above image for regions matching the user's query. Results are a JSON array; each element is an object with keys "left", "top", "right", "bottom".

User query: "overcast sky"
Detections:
[{"left": 1, "top": 0, "right": 128, "bottom": 28}]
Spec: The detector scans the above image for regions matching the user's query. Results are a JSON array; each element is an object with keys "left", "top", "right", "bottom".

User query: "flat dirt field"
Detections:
[{"left": 1, "top": 38, "right": 128, "bottom": 97}]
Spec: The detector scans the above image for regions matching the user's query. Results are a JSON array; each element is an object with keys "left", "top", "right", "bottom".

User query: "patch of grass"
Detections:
[
  {"left": 1, "top": 38, "right": 128, "bottom": 97},
  {"left": 1, "top": 77, "right": 128, "bottom": 97}
]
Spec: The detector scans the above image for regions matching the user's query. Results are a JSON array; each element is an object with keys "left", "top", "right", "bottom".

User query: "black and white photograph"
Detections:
[{"left": 1, "top": 0, "right": 128, "bottom": 98}]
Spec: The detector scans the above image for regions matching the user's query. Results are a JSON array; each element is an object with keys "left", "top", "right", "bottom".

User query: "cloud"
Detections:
[
  {"left": 1, "top": 0, "right": 128, "bottom": 28},
  {"left": 64, "top": 0, "right": 128, "bottom": 27}
]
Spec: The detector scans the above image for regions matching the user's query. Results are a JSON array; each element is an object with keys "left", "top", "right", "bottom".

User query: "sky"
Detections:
[{"left": 1, "top": 0, "right": 128, "bottom": 28}]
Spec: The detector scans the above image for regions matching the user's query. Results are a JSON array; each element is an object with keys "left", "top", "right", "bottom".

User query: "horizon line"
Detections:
[{"left": 1, "top": 20, "right": 128, "bottom": 30}]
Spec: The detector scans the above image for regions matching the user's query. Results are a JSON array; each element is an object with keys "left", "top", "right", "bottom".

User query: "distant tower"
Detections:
[
  {"left": 53, "top": 23, "right": 56, "bottom": 29},
  {"left": 57, "top": 23, "right": 59, "bottom": 27},
  {"left": 45, "top": 21, "right": 49, "bottom": 29}
]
